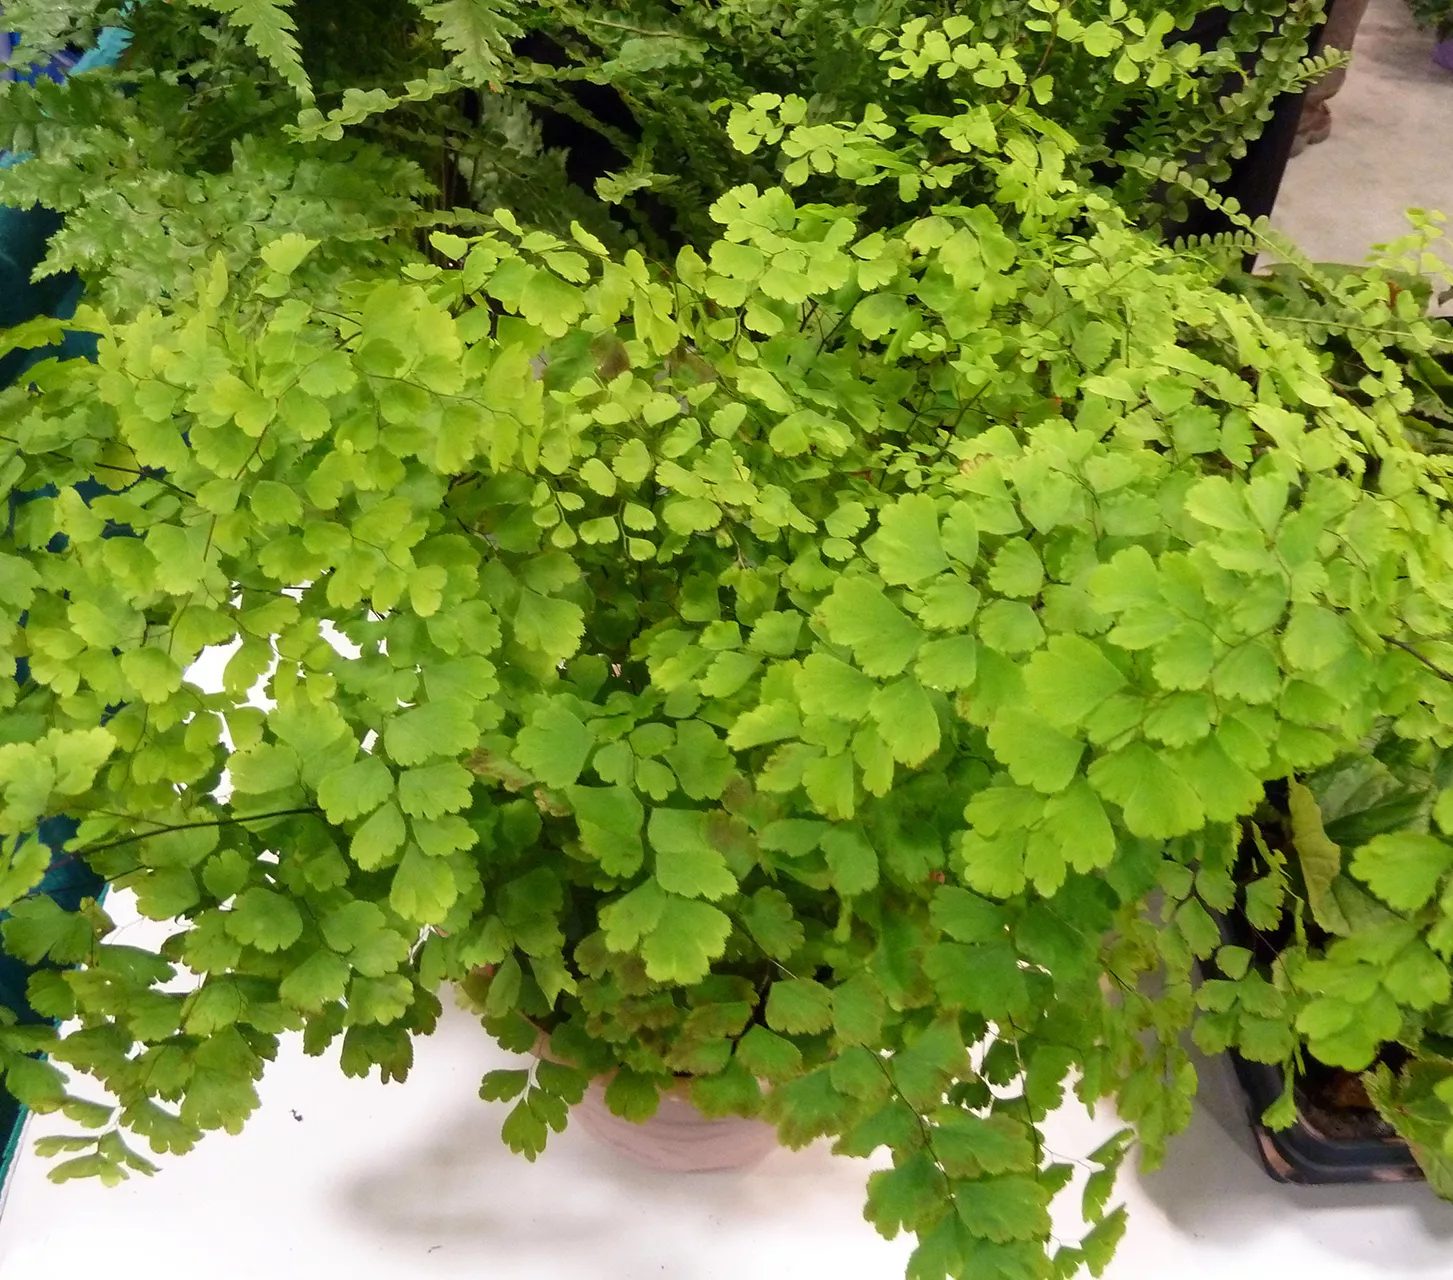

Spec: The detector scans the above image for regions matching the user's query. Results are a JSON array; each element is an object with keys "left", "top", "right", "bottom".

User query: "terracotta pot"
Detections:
[
  {"left": 572, "top": 1079, "right": 780, "bottom": 1173},
  {"left": 530, "top": 1030, "right": 778, "bottom": 1172}
]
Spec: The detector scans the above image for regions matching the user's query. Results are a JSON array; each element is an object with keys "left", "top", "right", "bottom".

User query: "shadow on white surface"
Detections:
[
  {"left": 1138, "top": 1053, "right": 1453, "bottom": 1275},
  {"left": 338, "top": 1075, "right": 902, "bottom": 1277}
]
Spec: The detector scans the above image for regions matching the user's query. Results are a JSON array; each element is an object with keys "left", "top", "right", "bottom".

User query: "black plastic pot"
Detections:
[
  {"left": 1214, "top": 798, "right": 1424, "bottom": 1188},
  {"left": 1164, "top": 0, "right": 1336, "bottom": 244},
  {"left": 1229, "top": 1052, "right": 1424, "bottom": 1185}
]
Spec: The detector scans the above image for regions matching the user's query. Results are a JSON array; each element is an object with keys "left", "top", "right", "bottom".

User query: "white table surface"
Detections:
[{"left": 3, "top": 903, "right": 1453, "bottom": 1280}]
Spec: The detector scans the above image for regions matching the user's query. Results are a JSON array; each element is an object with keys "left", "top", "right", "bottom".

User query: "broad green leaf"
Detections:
[
  {"left": 821, "top": 825, "right": 880, "bottom": 897},
  {"left": 977, "top": 601, "right": 1044, "bottom": 655},
  {"left": 1351, "top": 833, "right": 1453, "bottom": 912},
  {"left": 958, "top": 829, "right": 1028, "bottom": 899},
  {"left": 501, "top": 1096, "right": 549, "bottom": 1160},
  {"left": 853, "top": 293, "right": 914, "bottom": 341},
  {"left": 917, "top": 577, "right": 981, "bottom": 630},
  {"left": 819, "top": 577, "right": 924, "bottom": 677},
  {"left": 228, "top": 743, "right": 301, "bottom": 795},
  {"left": 1023, "top": 635, "right": 1126, "bottom": 728},
  {"left": 225, "top": 888, "right": 303, "bottom": 952},
  {"left": 954, "top": 1174, "right": 1051, "bottom": 1243},
  {"left": 604, "top": 1068, "right": 663, "bottom": 1122},
  {"left": 260, "top": 233, "right": 318, "bottom": 275},
  {"left": 1089, "top": 744, "right": 1205, "bottom": 838},
  {"left": 568, "top": 785, "right": 645, "bottom": 876},
  {"left": 797, "top": 653, "right": 876, "bottom": 720},
  {"left": 916, "top": 636, "right": 978, "bottom": 692},
  {"left": 1212, "top": 641, "right": 1282, "bottom": 704},
  {"left": 1184, "top": 477, "right": 1255, "bottom": 531},
  {"left": 870, "top": 678, "right": 940, "bottom": 765},
  {"left": 600, "top": 879, "right": 667, "bottom": 952},
  {"left": 640, "top": 895, "right": 732, "bottom": 984},
  {"left": 726, "top": 701, "right": 800, "bottom": 750},
  {"left": 832, "top": 973, "right": 887, "bottom": 1046},
  {"left": 513, "top": 705, "right": 594, "bottom": 789},
  {"left": 390, "top": 845, "right": 459, "bottom": 923},
  {"left": 2, "top": 896, "right": 92, "bottom": 965},
  {"left": 766, "top": 978, "right": 833, "bottom": 1034},
  {"left": 513, "top": 590, "right": 584, "bottom": 663},
  {"left": 930, "top": 886, "right": 1009, "bottom": 943},
  {"left": 1089, "top": 546, "right": 1160, "bottom": 612},
  {"left": 665, "top": 721, "right": 734, "bottom": 800},
  {"left": 1081, "top": 1207, "right": 1128, "bottom": 1277},
  {"left": 987, "top": 709, "right": 1082, "bottom": 794},
  {"left": 1177, "top": 735, "right": 1263, "bottom": 824},
  {"left": 479, "top": 1069, "right": 530, "bottom": 1102},
  {"left": 736, "top": 1025, "right": 803, "bottom": 1081},
  {"left": 1152, "top": 627, "right": 1215, "bottom": 690},
  {"left": 747, "top": 611, "right": 803, "bottom": 657},
  {"left": 120, "top": 646, "right": 184, "bottom": 703},
  {"left": 867, "top": 494, "right": 949, "bottom": 586},
  {"left": 743, "top": 886, "right": 805, "bottom": 959},
  {"left": 279, "top": 950, "right": 350, "bottom": 1010},
  {"left": 700, "top": 651, "right": 760, "bottom": 698},
  {"left": 317, "top": 755, "right": 393, "bottom": 823},
  {"left": 124, "top": 866, "right": 201, "bottom": 920},
  {"left": 1283, "top": 604, "right": 1353, "bottom": 671},
  {"left": 865, "top": 1152, "right": 945, "bottom": 1237},
  {"left": 987, "top": 541, "right": 1044, "bottom": 598},
  {"left": 803, "top": 751, "right": 856, "bottom": 819},
  {"left": 648, "top": 808, "right": 737, "bottom": 900},
  {"left": 397, "top": 763, "right": 474, "bottom": 818},
  {"left": 351, "top": 802, "right": 407, "bottom": 869},
  {"left": 1142, "top": 692, "right": 1212, "bottom": 747},
  {"left": 1043, "top": 779, "right": 1116, "bottom": 873},
  {"left": 384, "top": 702, "right": 478, "bottom": 767},
  {"left": 1287, "top": 778, "right": 1349, "bottom": 934},
  {"left": 519, "top": 269, "right": 585, "bottom": 337},
  {"left": 925, "top": 941, "right": 1027, "bottom": 1019},
  {"left": 934, "top": 1113, "right": 1036, "bottom": 1177}
]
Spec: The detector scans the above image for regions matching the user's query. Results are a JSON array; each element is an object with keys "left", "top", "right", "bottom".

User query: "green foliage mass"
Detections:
[
  {"left": 2, "top": 3, "right": 1453, "bottom": 1278},
  {"left": 1404, "top": 0, "right": 1453, "bottom": 38},
  {"left": 0, "top": 0, "right": 1341, "bottom": 311}
]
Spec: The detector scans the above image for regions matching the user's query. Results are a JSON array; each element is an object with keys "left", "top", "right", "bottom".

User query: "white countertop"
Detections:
[{"left": 3, "top": 947, "right": 1453, "bottom": 1280}]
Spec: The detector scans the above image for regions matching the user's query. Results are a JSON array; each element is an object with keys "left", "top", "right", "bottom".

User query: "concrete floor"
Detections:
[{"left": 1273, "top": 0, "right": 1453, "bottom": 265}]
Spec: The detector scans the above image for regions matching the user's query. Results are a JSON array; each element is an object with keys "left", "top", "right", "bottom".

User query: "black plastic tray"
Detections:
[{"left": 1229, "top": 1053, "right": 1423, "bottom": 1185}]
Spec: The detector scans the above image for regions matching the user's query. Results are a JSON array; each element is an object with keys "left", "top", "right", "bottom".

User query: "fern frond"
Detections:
[
  {"left": 414, "top": 0, "right": 523, "bottom": 87},
  {"left": 0, "top": 0, "right": 107, "bottom": 67},
  {"left": 288, "top": 69, "right": 459, "bottom": 144},
  {"left": 1171, "top": 230, "right": 1260, "bottom": 255},
  {"left": 190, "top": 0, "right": 312, "bottom": 101}
]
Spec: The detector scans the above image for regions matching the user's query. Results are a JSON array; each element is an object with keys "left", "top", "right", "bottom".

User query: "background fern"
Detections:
[{"left": 0, "top": 0, "right": 1343, "bottom": 304}]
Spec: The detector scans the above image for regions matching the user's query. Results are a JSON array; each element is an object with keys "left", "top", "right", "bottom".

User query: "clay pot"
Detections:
[
  {"left": 531, "top": 1030, "right": 778, "bottom": 1172},
  {"left": 572, "top": 1079, "right": 780, "bottom": 1173}
]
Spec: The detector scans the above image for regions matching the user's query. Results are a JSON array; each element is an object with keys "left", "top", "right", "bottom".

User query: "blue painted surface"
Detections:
[{"left": 0, "top": 21, "right": 129, "bottom": 1191}]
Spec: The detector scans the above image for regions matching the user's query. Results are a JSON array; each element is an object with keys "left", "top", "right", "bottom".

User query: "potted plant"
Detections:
[
  {"left": 1184, "top": 236, "right": 1453, "bottom": 1189},
  {"left": 1404, "top": 0, "right": 1453, "bottom": 69},
  {"left": 5, "top": 5, "right": 1453, "bottom": 1279}
]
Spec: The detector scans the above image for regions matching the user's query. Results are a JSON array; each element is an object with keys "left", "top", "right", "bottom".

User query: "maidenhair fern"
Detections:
[{"left": 4, "top": 7, "right": 1453, "bottom": 1280}]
